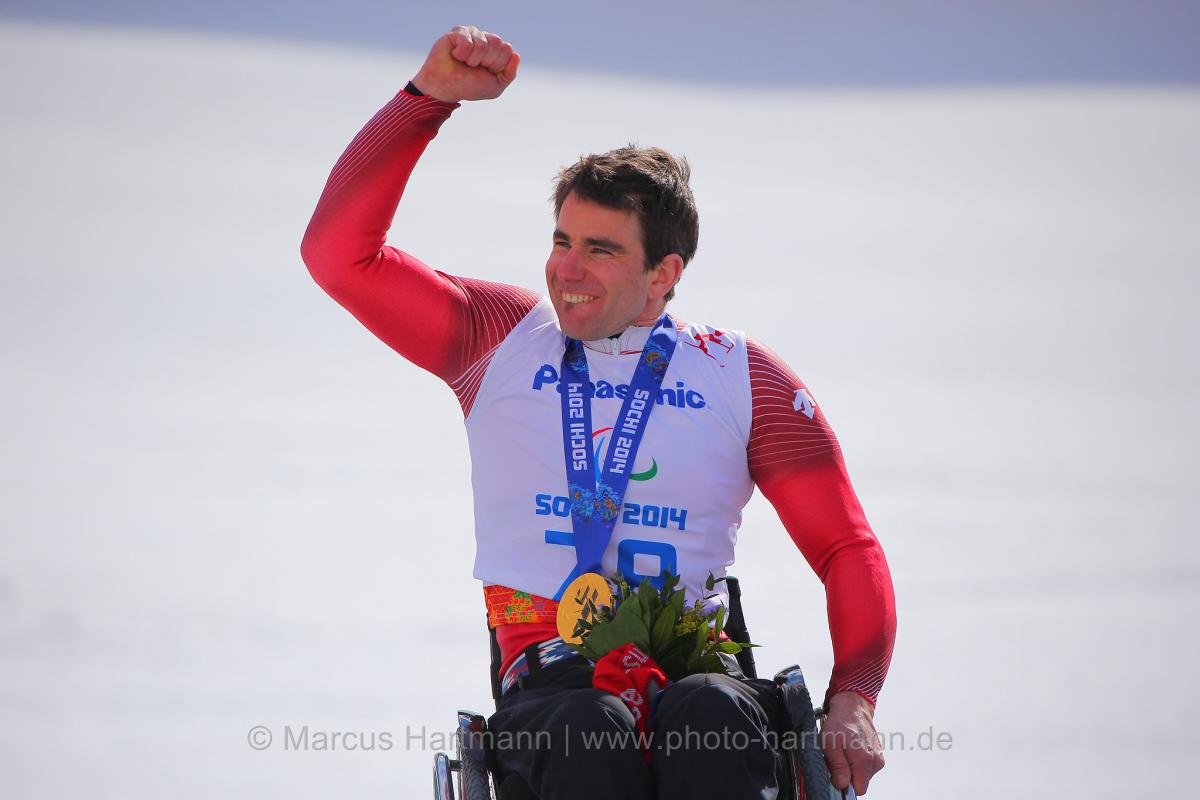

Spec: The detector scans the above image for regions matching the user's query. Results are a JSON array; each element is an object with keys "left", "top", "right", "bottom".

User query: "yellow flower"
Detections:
[{"left": 674, "top": 608, "right": 702, "bottom": 636}]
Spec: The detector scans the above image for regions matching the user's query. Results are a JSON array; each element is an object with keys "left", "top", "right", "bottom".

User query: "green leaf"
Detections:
[
  {"left": 705, "top": 573, "right": 715, "bottom": 591},
  {"left": 616, "top": 590, "right": 644, "bottom": 625},
  {"left": 580, "top": 591, "right": 650, "bottom": 655},
  {"left": 664, "top": 572, "right": 681, "bottom": 600},
  {"left": 637, "top": 578, "right": 659, "bottom": 617},
  {"left": 650, "top": 602, "right": 677, "bottom": 652},
  {"left": 691, "top": 623, "right": 708, "bottom": 661},
  {"left": 583, "top": 621, "right": 629, "bottom": 658},
  {"left": 713, "top": 605, "right": 726, "bottom": 642},
  {"left": 685, "top": 649, "right": 726, "bottom": 673},
  {"left": 716, "top": 640, "right": 743, "bottom": 654},
  {"left": 662, "top": 632, "right": 697, "bottom": 661},
  {"left": 670, "top": 588, "right": 686, "bottom": 614},
  {"left": 659, "top": 637, "right": 699, "bottom": 678}
]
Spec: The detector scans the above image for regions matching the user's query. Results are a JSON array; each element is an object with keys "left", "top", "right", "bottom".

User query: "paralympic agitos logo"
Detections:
[
  {"left": 592, "top": 427, "right": 658, "bottom": 481},
  {"left": 530, "top": 364, "right": 707, "bottom": 409}
]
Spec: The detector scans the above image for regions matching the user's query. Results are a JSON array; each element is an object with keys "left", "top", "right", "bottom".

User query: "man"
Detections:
[{"left": 301, "top": 25, "right": 895, "bottom": 799}]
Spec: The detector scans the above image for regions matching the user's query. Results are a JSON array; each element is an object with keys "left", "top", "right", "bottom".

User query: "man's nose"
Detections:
[{"left": 557, "top": 248, "right": 586, "bottom": 280}]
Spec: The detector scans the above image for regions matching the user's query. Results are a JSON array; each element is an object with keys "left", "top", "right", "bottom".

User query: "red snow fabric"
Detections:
[{"left": 592, "top": 644, "right": 669, "bottom": 762}]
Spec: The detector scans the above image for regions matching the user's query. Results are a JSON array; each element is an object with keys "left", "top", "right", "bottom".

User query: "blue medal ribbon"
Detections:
[{"left": 558, "top": 314, "right": 678, "bottom": 587}]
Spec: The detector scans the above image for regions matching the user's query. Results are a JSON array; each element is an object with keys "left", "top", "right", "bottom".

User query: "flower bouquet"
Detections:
[{"left": 567, "top": 571, "right": 755, "bottom": 682}]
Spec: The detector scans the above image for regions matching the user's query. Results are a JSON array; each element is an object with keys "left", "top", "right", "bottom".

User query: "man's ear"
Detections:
[{"left": 649, "top": 254, "right": 684, "bottom": 301}]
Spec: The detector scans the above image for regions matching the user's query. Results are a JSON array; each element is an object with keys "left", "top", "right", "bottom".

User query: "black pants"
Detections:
[{"left": 486, "top": 658, "right": 791, "bottom": 800}]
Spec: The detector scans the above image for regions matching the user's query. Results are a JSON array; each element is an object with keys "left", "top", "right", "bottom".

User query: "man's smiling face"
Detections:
[{"left": 545, "top": 192, "right": 665, "bottom": 340}]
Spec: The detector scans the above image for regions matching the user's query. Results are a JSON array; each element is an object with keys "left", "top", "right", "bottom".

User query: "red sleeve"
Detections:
[
  {"left": 300, "top": 90, "right": 540, "bottom": 415},
  {"left": 746, "top": 337, "right": 897, "bottom": 707}
]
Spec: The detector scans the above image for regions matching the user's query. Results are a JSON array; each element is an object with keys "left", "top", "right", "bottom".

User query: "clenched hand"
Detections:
[{"left": 412, "top": 25, "right": 520, "bottom": 103}]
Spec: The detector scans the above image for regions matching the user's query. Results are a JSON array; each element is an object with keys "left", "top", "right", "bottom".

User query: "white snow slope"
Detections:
[{"left": 1, "top": 19, "right": 1197, "bottom": 799}]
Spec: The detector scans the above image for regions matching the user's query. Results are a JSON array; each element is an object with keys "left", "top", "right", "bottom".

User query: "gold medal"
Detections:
[{"left": 556, "top": 572, "right": 614, "bottom": 645}]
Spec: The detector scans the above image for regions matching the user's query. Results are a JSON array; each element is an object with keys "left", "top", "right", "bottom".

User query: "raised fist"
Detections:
[{"left": 411, "top": 25, "right": 520, "bottom": 103}]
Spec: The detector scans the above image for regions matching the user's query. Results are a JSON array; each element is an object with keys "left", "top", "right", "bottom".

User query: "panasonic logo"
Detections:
[{"left": 531, "top": 364, "right": 706, "bottom": 409}]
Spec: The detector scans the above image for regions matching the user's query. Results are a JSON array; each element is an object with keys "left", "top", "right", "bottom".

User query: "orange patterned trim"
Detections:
[{"left": 484, "top": 584, "right": 560, "bottom": 627}]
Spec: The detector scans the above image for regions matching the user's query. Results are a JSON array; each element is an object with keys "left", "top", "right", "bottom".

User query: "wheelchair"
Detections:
[{"left": 433, "top": 578, "right": 851, "bottom": 800}]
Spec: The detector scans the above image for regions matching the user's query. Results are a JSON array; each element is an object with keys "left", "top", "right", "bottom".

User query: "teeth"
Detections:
[{"left": 563, "top": 293, "right": 597, "bottom": 304}]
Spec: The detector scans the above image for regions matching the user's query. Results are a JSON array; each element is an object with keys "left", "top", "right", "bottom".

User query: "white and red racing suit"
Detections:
[{"left": 301, "top": 88, "right": 897, "bottom": 707}]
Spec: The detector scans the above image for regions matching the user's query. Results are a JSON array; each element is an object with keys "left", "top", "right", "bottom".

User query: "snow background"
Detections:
[{"left": 1, "top": 15, "right": 1197, "bottom": 799}]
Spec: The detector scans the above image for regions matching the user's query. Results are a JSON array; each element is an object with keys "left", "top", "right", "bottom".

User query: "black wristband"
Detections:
[{"left": 404, "top": 80, "right": 425, "bottom": 97}]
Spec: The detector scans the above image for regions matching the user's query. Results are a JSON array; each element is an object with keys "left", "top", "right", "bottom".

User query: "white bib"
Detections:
[{"left": 466, "top": 298, "right": 754, "bottom": 606}]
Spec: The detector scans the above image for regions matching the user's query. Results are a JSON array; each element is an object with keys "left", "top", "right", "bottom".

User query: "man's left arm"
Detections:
[{"left": 745, "top": 337, "right": 896, "bottom": 796}]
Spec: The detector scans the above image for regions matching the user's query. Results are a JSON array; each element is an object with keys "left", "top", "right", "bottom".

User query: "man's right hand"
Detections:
[{"left": 411, "top": 25, "right": 520, "bottom": 104}]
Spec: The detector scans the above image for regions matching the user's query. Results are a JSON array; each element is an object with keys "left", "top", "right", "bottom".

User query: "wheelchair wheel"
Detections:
[
  {"left": 456, "top": 710, "right": 494, "bottom": 800},
  {"left": 431, "top": 710, "right": 494, "bottom": 800}
]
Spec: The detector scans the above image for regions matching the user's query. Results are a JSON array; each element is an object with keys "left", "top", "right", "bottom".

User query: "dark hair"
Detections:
[{"left": 553, "top": 146, "right": 699, "bottom": 302}]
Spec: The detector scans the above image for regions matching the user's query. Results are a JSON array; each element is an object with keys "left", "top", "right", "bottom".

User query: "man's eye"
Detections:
[
  {"left": 553, "top": 240, "right": 569, "bottom": 249},
  {"left": 592, "top": 248, "right": 612, "bottom": 256}
]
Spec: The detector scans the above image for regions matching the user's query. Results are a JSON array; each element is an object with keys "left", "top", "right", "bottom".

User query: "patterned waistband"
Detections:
[
  {"left": 500, "top": 636, "right": 582, "bottom": 696},
  {"left": 484, "top": 584, "right": 559, "bottom": 627}
]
